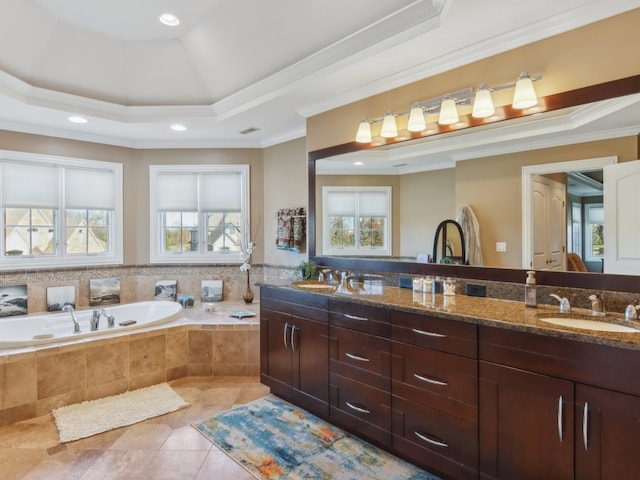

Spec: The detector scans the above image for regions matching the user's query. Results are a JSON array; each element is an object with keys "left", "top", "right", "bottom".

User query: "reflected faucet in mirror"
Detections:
[{"left": 432, "top": 220, "right": 466, "bottom": 265}]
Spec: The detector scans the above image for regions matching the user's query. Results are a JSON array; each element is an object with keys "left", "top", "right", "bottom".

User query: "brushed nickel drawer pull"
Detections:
[
  {"left": 345, "top": 401, "right": 370, "bottom": 414},
  {"left": 411, "top": 328, "right": 446, "bottom": 338},
  {"left": 414, "top": 373, "right": 447, "bottom": 386},
  {"left": 344, "top": 313, "right": 368, "bottom": 321},
  {"left": 582, "top": 402, "right": 589, "bottom": 451},
  {"left": 345, "top": 352, "right": 370, "bottom": 362},
  {"left": 283, "top": 322, "right": 290, "bottom": 350},
  {"left": 415, "top": 431, "right": 448, "bottom": 448},
  {"left": 291, "top": 325, "right": 298, "bottom": 352},
  {"left": 558, "top": 395, "right": 564, "bottom": 442}
]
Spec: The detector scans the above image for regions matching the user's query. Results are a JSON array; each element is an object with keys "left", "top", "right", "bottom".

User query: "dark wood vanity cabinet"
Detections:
[
  {"left": 328, "top": 299, "right": 392, "bottom": 446},
  {"left": 260, "top": 286, "right": 329, "bottom": 418},
  {"left": 391, "top": 310, "right": 479, "bottom": 480},
  {"left": 479, "top": 325, "right": 640, "bottom": 480}
]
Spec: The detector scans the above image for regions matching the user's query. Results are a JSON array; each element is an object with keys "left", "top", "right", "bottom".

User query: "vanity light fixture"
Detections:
[
  {"left": 68, "top": 115, "right": 87, "bottom": 124},
  {"left": 407, "top": 104, "right": 426, "bottom": 132},
  {"left": 380, "top": 111, "right": 398, "bottom": 138},
  {"left": 355, "top": 119, "right": 372, "bottom": 143},
  {"left": 438, "top": 96, "right": 459, "bottom": 125},
  {"left": 471, "top": 84, "right": 495, "bottom": 118},
  {"left": 512, "top": 72, "right": 538, "bottom": 109},
  {"left": 354, "top": 72, "right": 541, "bottom": 143},
  {"left": 159, "top": 13, "right": 180, "bottom": 26}
]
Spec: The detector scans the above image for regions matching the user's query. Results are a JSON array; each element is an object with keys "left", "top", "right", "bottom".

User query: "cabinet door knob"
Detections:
[
  {"left": 414, "top": 373, "right": 448, "bottom": 386},
  {"left": 412, "top": 328, "right": 446, "bottom": 338},
  {"left": 414, "top": 431, "right": 448, "bottom": 448},
  {"left": 345, "top": 352, "right": 370, "bottom": 362},
  {"left": 345, "top": 401, "right": 370, "bottom": 414}
]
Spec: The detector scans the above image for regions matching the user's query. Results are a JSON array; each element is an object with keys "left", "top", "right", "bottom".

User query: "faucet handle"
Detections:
[
  {"left": 549, "top": 293, "right": 571, "bottom": 313},
  {"left": 625, "top": 301, "right": 640, "bottom": 321}
]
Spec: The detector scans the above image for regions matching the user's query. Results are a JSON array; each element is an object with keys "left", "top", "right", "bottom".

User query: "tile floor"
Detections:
[{"left": 0, "top": 377, "right": 270, "bottom": 480}]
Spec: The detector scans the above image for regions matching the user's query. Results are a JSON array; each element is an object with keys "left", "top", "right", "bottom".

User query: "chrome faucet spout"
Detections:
[
  {"left": 549, "top": 294, "right": 571, "bottom": 313},
  {"left": 91, "top": 309, "right": 115, "bottom": 330},
  {"left": 62, "top": 305, "right": 81, "bottom": 333},
  {"left": 589, "top": 294, "right": 605, "bottom": 317}
]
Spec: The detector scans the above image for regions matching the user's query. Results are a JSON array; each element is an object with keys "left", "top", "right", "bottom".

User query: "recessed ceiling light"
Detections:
[
  {"left": 170, "top": 124, "right": 187, "bottom": 131},
  {"left": 353, "top": 161, "right": 364, "bottom": 166},
  {"left": 68, "top": 115, "right": 87, "bottom": 124},
  {"left": 159, "top": 13, "right": 180, "bottom": 26}
]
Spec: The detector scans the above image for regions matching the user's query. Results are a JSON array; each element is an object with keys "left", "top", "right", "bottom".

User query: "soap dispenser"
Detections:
[{"left": 525, "top": 270, "right": 537, "bottom": 307}]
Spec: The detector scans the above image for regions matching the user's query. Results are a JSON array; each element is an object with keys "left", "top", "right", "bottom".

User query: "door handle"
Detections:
[
  {"left": 283, "top": 322, "right": 290, "bottom": 350},
  {"left": 290, "top": 325, "right": 298, "bottom": 352},
  {"left": 414, "top": 373, "right": 448, "bottom": 386},
  {"left": 557, "top": 395, "right": 564, "bottom": 442},
  {"left": 582, "top": 402, "right": 589, "bottom": 450},
  {"left": 345, "top": 352, "right": 370, "bottom": 362},
  {"left": 411, "top": 328, "right": 446, "bottom": 338}
]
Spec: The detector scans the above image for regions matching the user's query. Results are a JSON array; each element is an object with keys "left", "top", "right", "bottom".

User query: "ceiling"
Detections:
[{"left": 0, "top": 0, "right": 638, "bottom": 149}]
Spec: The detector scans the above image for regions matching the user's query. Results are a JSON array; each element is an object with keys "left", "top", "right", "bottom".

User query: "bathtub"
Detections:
[{"left": 0, "top": 301, "right": 183, "bottom": 349}]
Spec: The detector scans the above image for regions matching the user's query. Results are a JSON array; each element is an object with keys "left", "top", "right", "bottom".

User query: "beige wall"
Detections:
[
  {"left": 306, "top": 8, "right": 640, "bottom": 151},
  {"left": 456, "top": 136, "right": 637, "bottom": 268},
  {"left": 262, "top": 137, "right": 308, "bottom": 267}
]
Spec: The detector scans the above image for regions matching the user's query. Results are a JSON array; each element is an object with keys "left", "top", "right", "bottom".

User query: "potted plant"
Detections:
[{"left": 293, "top": 260, "right": 318, "bottom": 281}]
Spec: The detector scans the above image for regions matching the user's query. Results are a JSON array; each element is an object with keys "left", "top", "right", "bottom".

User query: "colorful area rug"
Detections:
[
  {"left": 193, "top": 394, "right": 440, "bottom": 480},
  {"left": 53, "top": 383, "right": 189, "bottom": 443}
]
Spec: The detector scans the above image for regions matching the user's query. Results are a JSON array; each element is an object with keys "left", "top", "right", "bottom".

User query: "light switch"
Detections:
[{"left": 496, "top": 241, "right": 507, "bottom": 252}]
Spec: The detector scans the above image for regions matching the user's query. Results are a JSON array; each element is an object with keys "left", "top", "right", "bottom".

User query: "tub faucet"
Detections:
[
  {"left": 62, "top": 305, "right": 81, "bottom": 333},
  {"left": 91, "top": 309, "right": 115, "bottom": 330},
  {"left": 549, "top": 294, "right": 572, "bottom": 313},
  {"left": 589, "top": 294, "right": 605, "bottom": 316}
]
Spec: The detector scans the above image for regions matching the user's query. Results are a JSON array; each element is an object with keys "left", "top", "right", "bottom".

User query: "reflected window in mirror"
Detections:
[
  {"left": 585, "top": 203, "right": 604, "bottom": 263},
  {"left": 322, "top": 186, "right": 391, "bottom": 256}
]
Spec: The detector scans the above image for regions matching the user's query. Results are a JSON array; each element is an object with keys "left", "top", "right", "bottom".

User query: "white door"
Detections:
[
  {"left": 532, "top": 175, "right": 566, "bottom": 270},
  {"left": 603, "top": 159, "right": 640, "bottom": 274}
]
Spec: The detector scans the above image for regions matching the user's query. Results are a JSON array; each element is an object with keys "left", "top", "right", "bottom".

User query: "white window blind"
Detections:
[
  {"left": 2, "top": 161, "right": 59, "bottom": 208},
  {"left": 65, "top": 167, "right": 115, "bottom": 209},
  {"left": 156, "top": 173, "right": 198, "bottom": 211},
  {"left": 326, "top": 191, "right": 356, "bottom": 216},
  {"left": 200, "top": 173, "right": 242, "bottom": 211},
  {"left": 359, "top": 191, "right": 388, "bottom": 216},
  {"left": 587, "top": 205, "right": 604, "bottom": 223}
]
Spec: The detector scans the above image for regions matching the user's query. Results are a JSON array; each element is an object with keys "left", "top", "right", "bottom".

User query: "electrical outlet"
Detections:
[{"left": 496, "top": 241, "right": 507, "bottom": 252}]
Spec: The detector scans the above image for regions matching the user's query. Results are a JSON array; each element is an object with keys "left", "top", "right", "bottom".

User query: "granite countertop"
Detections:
[{"left": 268, "top": 280, "right": 640, "bottom": 351}]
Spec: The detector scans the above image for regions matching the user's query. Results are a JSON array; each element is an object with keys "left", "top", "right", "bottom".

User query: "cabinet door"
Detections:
[
  {"left": 576, "top": 384, "right": 640, "bottom": 480},
  {"left": 479, "top": 361, "right": 574, "bottom": 480},
  {"left": 292, "top": 315, "right": 329, "bottom": 405},
  {"left": 261, "top": 309, "right": 293, "bottom": 397}
]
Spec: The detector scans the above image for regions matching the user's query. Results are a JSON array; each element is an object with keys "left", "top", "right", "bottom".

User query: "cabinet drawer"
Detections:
[
  {"left": 261, "top": 287, "right": 328, "bottom": 323},
  {"left": 392, "top": 395, "right": 478, "bottom": 469},
  {"left": 391, "top": 310, "right": 477, "bottom": 358},
  {"left": 329, "top": 299, "right": 389, "bottom": 336},
  {"left": 392, "top": 341, "right": 477, "bottom": 421},
  {"left": 330, "top": 372, "right": 391, "bottom": 446}
]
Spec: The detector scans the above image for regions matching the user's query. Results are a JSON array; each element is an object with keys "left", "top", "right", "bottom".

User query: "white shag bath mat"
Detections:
[{"left": 53, "top": 383, "right": 190, "bottom": 443}]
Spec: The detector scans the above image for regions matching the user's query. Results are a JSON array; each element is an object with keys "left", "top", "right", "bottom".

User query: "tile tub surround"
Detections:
[{"left": 0, "top": 302, "right": 259, "bottom": 428}]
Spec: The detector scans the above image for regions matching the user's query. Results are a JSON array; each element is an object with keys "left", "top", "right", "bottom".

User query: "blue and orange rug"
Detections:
[{"left": 193, "top": 394, "right": 440, "bottom": 480}]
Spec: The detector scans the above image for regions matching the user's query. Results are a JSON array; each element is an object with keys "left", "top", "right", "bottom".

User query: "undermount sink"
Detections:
[
  {"left": 292, "top": 282, "right": 337, "bottom": 290},
  {"left": 539, "top": 317, "right": 640, "bottom": 333}
]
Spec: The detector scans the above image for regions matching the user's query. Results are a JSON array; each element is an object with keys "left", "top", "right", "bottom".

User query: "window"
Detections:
[
  {"left": 149, "top": 165, "right": 249, "bottom": 264},
  {"left": 322, "top": 186, "right": 391, "bottom": 256},
  {"left": 584, "top": 203, "right": 604, "bottom": 262},
  {"left": 0, "top": 151, "right": 123, "bottom": 269}
]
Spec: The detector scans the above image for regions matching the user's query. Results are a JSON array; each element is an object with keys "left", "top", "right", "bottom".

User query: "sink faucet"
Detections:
[
  {"left": 625, "top": 301, "right": 640, "bottom": 321},
  {"left": 62, "top": 305, "right": 81, "bottom": 333},
  {"left": 91, "top": 308, "right": 115, "bottom": 330},
  {"left": 589, "top": 294, "right": 605, "bottom": 317},
  {"left": 549, "top": 294, "right": 571, "bottom": 313}
]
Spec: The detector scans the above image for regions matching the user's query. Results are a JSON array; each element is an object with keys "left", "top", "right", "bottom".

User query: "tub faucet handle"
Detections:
[
  {"left": 91, "top": 309, "right": 115, "bottom": 330},
  {"left": 549, "top": 293, "right": 571, "bottom": 313}
]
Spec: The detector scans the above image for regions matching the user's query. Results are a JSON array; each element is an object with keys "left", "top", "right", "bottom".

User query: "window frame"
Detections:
[
  {"left": 322, "top": 186, "right": 391, "bottom": 256},
  {"left": 149, "top": 164, "right": 250, "bottom": 265},
  {"left": 0, "top": 150, "right": 123, "bottom": 270},
  {"left": 584, "top": 202, "right": 604, "bottom": 262}
]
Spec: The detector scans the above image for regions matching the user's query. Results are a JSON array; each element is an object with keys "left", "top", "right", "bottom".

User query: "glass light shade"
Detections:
[
  {"left": 512, "top": 73, "right": 538, "bottom": 109},
  {"left": 472, "top": 85, "right": 495, "bottom": 118},
  {"left": 407, "top": 105, "right": 426, "bottom": 132},
  {"left": 380, "top": 112, "right": 398, "bottom": 138},
  {"left": 438, "top": 97, "right": 459, "bottom": 125},
  {"left": 355, "top": 120, "right": 372, "bottom": 143}
]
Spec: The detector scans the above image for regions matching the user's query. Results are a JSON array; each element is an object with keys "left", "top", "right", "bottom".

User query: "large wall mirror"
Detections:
[{"left": 309, "top": 76, "right": 640, "bottom": 293}]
